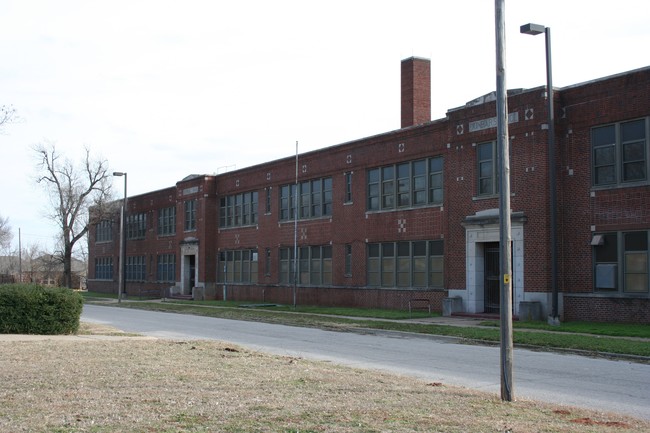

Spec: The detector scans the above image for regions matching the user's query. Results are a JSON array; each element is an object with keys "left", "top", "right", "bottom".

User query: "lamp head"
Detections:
[{"left": 520, "top": 23, "right": 545, "bottom": 35}]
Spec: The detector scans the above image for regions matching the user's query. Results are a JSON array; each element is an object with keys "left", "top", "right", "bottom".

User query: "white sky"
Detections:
[{"left": 1, "top": 0, "right": 649, "bottom": 253}]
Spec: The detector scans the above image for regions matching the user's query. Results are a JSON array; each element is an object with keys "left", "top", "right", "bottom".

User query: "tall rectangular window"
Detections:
[
  {"left": 156, "top": 254, "right": 176, "bottom": 282},
  {"left": 367, "top": 243, "right": 380, "bottom": 286},
  {"left": 94, "top": 257, "right": 113, "bottom": 280},
  {"left": 624, "top": 232, "right": 648, "bottom": 293},
  {"left": 381, "top": 243, "right": 395, "bottom": 286},
  {"left": 412, "top": 160, "right": 426, "bottom": 205},
  {"left": 279, "top": 248, "right": 292, "bottom": 284},
  {"left": 184, "top": 200, "right": 197, "bottom": 231},
  {"left": 592, "top": 118, "right": 648, "bottom": 186},
  {"left": 367, "top": 157, "right": 443, "bottom": 211},
  {"left": 477, "top": 141, "right": 497, "bottom": 196},
  {"left": 266, "top": 187, "right": 272, "bottom": 213},
  {"left": 300, "top": 181, "right": 311, "bottom": 218},
  {"left": 322, "top": 178, "right": 333, "bottom": 216},
  {"left": 279, "top": 184, "right": 296, "bottom": 221},
  {"left": 412, "top": 241, "right": 427, "bottom": 286},
  {"left": 397, "top": 242, "right": 410, "bottom": 287},
  {"left": 126, "top": 213, "right": 146, "bottom": 240},
  {"left": 265, "top": 248, "right": 271, "bottom": 276},
  {"left": 95, "top": 220, "right": 112, "bottom": 243},
  {"left": 381, "top": 166, "right": 395, "bottom": 209},
  {"left": 345, "top": 244, "right": 352, "bottom": 276},
  {"left": 157, "top": 206, "right": 176, "bottom": 236},
  {"left": 397, "top": 163, "right": 410, "bottom": 207},
  {"left": 126, "top": 255, "right": 146, "bottom": 281},
  {"left": 367, "top": 168, "right": 380, "bottom": 210},
  {"left": 367, "top": 240, "right": 444, "bottom": 288},
  {"left": 429, "top": 240, "right": 444, "bottom": 288},
  {"left": 344, "top": 172, "right": 353, "bottom": 203},
  {"left": 429, "top": 157, "right": 443, "bottom": 204}
]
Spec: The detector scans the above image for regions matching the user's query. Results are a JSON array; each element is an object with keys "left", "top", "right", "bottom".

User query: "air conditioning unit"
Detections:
[{"left": 595, "top": 263, "right": 617, "bottom": 289}]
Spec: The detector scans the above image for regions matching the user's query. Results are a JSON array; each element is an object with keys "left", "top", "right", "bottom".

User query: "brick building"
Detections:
[{"left": 87, "top": 57, "right": 650, "bottom": 323}]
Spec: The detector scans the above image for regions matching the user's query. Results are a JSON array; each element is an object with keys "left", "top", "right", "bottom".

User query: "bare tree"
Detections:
[
  {"left": 0, "top": 105, "right": 17, "bottom": 132},
  {"left": 34, "top": 142, "right": 114, "bottom": 288},
  {"left": 0, "top": 214, "right": 12, "bottom": 252}
]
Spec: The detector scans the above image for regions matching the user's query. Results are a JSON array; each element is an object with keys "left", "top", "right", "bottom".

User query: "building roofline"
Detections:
[{"left": 559, "top": 65, "right": 650, "bottom": 91}]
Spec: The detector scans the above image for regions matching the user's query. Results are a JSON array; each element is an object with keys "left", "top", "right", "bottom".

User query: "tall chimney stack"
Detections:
[{"left": 401, "top": 57, "right": 431, "bottom": 128}]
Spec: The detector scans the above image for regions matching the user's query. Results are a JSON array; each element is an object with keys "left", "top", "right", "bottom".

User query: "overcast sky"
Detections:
[{"left": 1, "top": 0, "right": 649, "bottom": 253}]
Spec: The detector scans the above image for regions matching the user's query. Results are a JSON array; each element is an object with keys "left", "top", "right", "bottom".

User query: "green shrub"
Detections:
[{"left": 0, "top": 284, "right": 83, "bottom": 334}]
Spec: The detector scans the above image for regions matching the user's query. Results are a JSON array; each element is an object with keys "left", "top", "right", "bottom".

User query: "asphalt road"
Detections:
[{"left": 81, "top": 304, "right": 650, "bottom": 420}]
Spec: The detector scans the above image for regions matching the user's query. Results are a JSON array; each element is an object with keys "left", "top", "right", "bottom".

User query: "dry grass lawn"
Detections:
[{"left": 0, "top": 323, "right": 648, "bottom": 433}]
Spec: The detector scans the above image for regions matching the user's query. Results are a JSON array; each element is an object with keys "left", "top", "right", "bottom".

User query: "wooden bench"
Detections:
[{"left": 408, "top": 298, "right": 431, "bottom": 317}]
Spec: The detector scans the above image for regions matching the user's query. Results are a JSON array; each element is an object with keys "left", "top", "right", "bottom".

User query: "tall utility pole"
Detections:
[
  {"left": 113, "top": 172, "right": 127, "bottom": 303},
  {"left": 495, "top": 0, "right": 514, "bottom": 402},
  {"left": 293, "top": 141, "right": 299, "bottom": 308},
  {"left": 18, "top": 228, "right": 22, "bottom": 283}
]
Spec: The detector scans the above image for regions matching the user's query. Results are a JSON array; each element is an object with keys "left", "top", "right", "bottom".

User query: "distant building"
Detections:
[
  {"left": 87, "top": 58, "right": 650, "bottom": 323},
  {"left": 0, "top": 254, "right": 86, "bottom": 288}
]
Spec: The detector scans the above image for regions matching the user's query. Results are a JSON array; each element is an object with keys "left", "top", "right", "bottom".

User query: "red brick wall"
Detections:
[
  {"left": 88, "top": 66, "right": 650, "bottom": 322},
  {"left": 565, "top": 296, "right": 650, "bottom": 324}
]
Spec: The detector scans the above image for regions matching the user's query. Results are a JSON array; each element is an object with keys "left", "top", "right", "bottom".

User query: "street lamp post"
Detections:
[
  {"left": 113, "top": 172, "right": 127, "bottom": 303},
  {"left": 520, "top": 23, "right": 559, "bottom": 325}
]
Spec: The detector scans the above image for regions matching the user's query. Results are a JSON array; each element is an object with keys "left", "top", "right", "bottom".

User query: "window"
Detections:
[
  {"left": 367, "top": 240, "right": 444, "bottom": 288},
  {"left": 345, "top": 244, "right": 352, "bottom": 276},
  {"left": 219, "top": 192, "right": 258, "bottom": 228},
  {"left": 184, "top": 200, "right": 197, "bottom": 231},
  {"left": 126, "top": 255, "right": 146, "bottom": 281},
  {"left": 265, "top": 187, "right": 272, "bottom": 213},
  {"left": 95, "top": 220, "right": 112, "bottom": 243},
  {"left": 382, "top": 166, "right": 395, "bottom": 209},
  {"left": 592, "top": 118, "right": 648, "bottom": 186},
  {"left": 278, "top": 245, "right": 331, "bottom": 285},
  {"left": 367, "top": 157, "right": 443, "bottom": 211},
  {"left": 594, "top": 231, "right": 649, "bottom": 294},
  {"left": 217, "top": 249, "right": 258, "bottom": 283},
  {"left": 157, "top": 254, "right": 175, "bottom": 282},
  {"left": 478, "top": 141, "right": 498, "bottom": 196},
  {"left": 280, "top": 177, "right": 332, "bottom": 221},
  {"left": 265, "top": 248, "right": 271, "bottom": 276},
  {"left": 625, "top": 232, "right": 648, "bottom": 293},
  {"left": 429, "top": 158, "right": 443, "bottom": 204},
  {"left": 344, "top": 172, "right": 353, "bottom": 203},
  {"left": 158, "top": 206, "right": 176, "bottom": 236},
  {"left": 126, "top": 213, "right": 146, "bottom": 240},
  {"left": 279, "top": 184, "right": 296, "bottom": 220},
  {"left": 94, "top": 257, "right": 113, "bottom": 280}
]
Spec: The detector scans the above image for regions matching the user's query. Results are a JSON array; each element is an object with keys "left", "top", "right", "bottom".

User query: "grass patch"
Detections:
[
  {"left": 102, "top": 301, "right": 650, "bottom": 358},
  {"left": 480, "top": 320, "right": 650, "bottom": 338},
  {"left": 157, "top": 298, "right": 436, "bottom": 320},
  {"left": 1, "top": 337, "right": 646, "bottom": 432}
]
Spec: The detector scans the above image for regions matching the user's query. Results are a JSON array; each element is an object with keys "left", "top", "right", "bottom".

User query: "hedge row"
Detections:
[{"left": 0, "top": 284, "right": 83, "bottom": 334}]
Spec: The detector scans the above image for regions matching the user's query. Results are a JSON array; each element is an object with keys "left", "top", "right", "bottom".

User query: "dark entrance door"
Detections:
[
  {"left": 189, "top": 255, "right": 196, "bottom": 289},
  {"left": 484, "top": 242, "right": 501, "bottom": 314}
]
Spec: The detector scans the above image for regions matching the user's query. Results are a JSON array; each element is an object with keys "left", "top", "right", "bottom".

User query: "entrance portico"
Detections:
[
  {"left": 180, "top": 239, "right": 199, "bottom": 296},
  {"left": 452, "top": 209, "right": 527, "bottom": 315}
]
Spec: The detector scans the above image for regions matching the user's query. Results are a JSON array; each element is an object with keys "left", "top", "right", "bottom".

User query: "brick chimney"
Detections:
[{"left": 401, "top": 57, "right": 431, "bottom": 128}]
